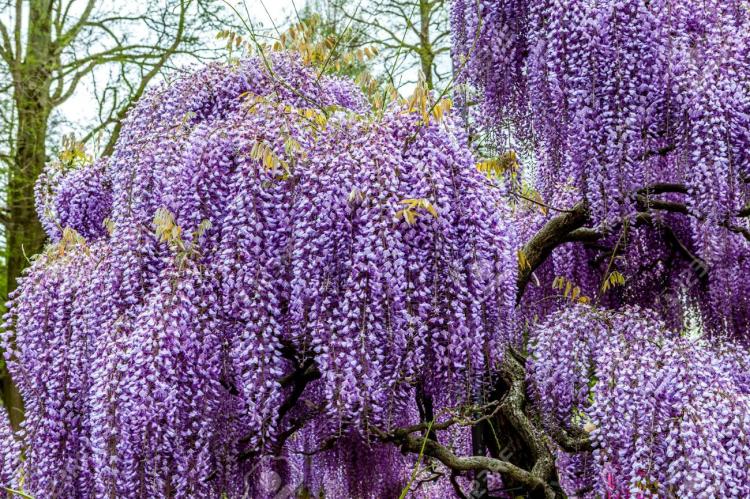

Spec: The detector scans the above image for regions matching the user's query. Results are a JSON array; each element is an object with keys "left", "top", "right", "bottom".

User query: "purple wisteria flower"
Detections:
[{"left": 3, "top": 53, "right": 519, "bottom": 497}]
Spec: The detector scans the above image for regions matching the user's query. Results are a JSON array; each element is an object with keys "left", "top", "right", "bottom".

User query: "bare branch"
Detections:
[
  {"left": 55, "top": 0, "right": 96, "bottom": 50},
  {"left": 0, "top": 20, "right": 14, "bottom": 65},
  {"left": 374, "top": 428, "right": 556, "bottom": 498},
  {"left": 13, "top": 0, "right": 21, "bottom": 64},
  {"left": 101, "top": 0, "right": 191, "bottom": 155}
]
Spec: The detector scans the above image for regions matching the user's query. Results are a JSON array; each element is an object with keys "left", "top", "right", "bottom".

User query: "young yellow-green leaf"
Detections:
[
  {"left": 419, "top": 199, "right": 438, "bottom": 218},
  {"left": 601, "top": 270, "right": 626, "bottom": 293},
  {"left": 398, "top": 199, "right": 437, "bottom": 219},
  {"left": 518, "top": 250, "right": 530, "bottom": 272},
  {"left": 196, "top": 219, "right": 212, "bottom": 239},
  {"left": 348, "top": 188, "right": 365, "bottom": 204},
  {"left": 552, "top": 276, "right": 562, "bottom": 289},
  {"left": 1, "top": 487, "right": 34, "bottom": 499},
  {"left": 395, "top": 209, "right": 418, "bottom": 225},
  {"left": 103, "top": 218, "right": 116, "bottom": 235}
]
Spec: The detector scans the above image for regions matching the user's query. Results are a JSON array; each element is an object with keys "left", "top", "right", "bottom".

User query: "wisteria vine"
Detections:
[
  {"left": 529, "top": 305, "right": 750, "bottom": 497},
  {"left": 2, "top": 0, "right": 750, "bottom": 494},
  {"left": 451, "top": 0, "right": 750, "bottom": 496},
  {"left": 453, "top": 0, "right": 750, "bottom": 334},
  {"left": 2, "top": 54, "right": 517, "bottom": 498}
]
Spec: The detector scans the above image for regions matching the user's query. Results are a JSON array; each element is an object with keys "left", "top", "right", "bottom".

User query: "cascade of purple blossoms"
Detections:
[
  {"left": 529, "top": 305, "right": 750, "bottom": 497},
  {"left": 453, "top": 0, "right": 750, "bottom": 495},
  {"left": 452, "top": 0, "right": 750, "bottom": 336},
  {"left": 2, "top": 53, "right": 519, "bottom": 497},
  {"left": 0, "top": 407, "right": 19, "bottom": 493},
  {"left": 5, "top": 3, "right": 750, "bottom": 491},
  {"left": 35, "top": 158, "right": 113, "bottom": 242}
]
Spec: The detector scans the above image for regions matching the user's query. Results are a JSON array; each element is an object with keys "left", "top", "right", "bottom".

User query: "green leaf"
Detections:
[{"left": 399, "top": 419, "right": 434, "bottom": 499}]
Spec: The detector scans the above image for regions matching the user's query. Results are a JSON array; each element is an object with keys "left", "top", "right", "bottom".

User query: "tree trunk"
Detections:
[{"left": 418, "top": 0, "right": 435, "bottom": 89}]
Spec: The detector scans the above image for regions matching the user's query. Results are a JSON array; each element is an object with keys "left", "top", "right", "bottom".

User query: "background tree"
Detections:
[
  {"left": 290, "top": 0, "right": 372, "bottom": 79},
  {"left": 342, "top": 0, "right": 450, "bottom": 90},
  {"left": 274, "top": 4, "right": 375, "bottom": 84},
  {"left": 0, "top": 0, "right": 229, "bottom": 429}
]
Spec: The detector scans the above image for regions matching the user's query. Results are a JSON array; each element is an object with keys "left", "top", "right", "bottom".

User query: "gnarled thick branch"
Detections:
[
  {"left": 517, "top": 202, "right": 593, "bottom": 302},
  {"left": 514, "top": 180, "right": 749, "bottom": 303},
  {"left": 374, "top": 350, "right": 576, "bottom": 498},
  {"left": 375, "top": 427, "right": 556, "bottom": 498},
  {"left": 496, "top": 351, "right": 556, "bottom": 481},
  {"left": 635, "top": 183, "right": 750, "bottom": 242}
]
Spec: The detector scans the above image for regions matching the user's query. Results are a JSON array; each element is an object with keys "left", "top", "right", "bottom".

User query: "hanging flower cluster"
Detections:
[
  {"left": 36, "top": 158, "right": 113, "bottom": 242},
  {"left": 2, "top": 53, "right": 519, "bottom": 497},
  {"left": 453, "top": 0, "right": 750, "bottom": 336},
  {"left": 529, "top": 305, "right": 750, "bottom": 497},
  {"left": 0, "top": 407, "right": 19, "bottom": 493}
]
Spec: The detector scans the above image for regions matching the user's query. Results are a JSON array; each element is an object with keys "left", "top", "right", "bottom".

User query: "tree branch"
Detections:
[
  {"left": 540, "top": 418, "right": 592, "bottom": 453},
  {"left": 238, "top": 342, "right": 322, "bottom": 461},
  {"left": 635, "top": 144, "right": 677, "bottom": 161},
  {"left": 55, "top": 0, "right": 96, "bottom": 50},
  {"left": 516, "top": 202, "right": 592, "bottom": 302},
  {"left": 635, "top": 182, "right": 688, "bottom": 196},
  {"left": 635, "top": 194, "right": 689, "bottom": 215},
  {"left": 374, "top": 427, "right": 556, "bottom": 498},
  {"left": 495, "top": 350, "right": 557, "bottom": 481},
  {"left": 102, "top": 0, "right": 190, "bottom": 155}
]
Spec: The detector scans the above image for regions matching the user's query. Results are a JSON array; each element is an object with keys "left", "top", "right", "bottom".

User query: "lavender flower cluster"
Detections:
[
  {"left": 529, "top": 305, "right": 750, "bottom": 497},
  {"left": 2, "top": 54, "right": 519, "bottom": 497},
  {"left": 453, "top": 0, "right": 750, "bottom": 336},
  {"left": 4, "top": 2, "right": 750, "bottom": 489},
  {"left": 0, "top": 407, "right": 19, "bottom": 491},
  {"left": 35, "top": 158, "right": 113, "bottom": 242},
  {"left": 451, "top": 0, "right": 750, "bottom": 493}
]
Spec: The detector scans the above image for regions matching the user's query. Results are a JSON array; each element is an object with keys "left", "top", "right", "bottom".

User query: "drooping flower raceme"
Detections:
[
  {"left": 0, "top": 408, "right": 19, "bottom": 493},
  {"left": 3, "top": 54, "right": 519, "bottom": 498},
  {"left": 453, "top": 0, "right": 750, "bottom": 337},
  {"left": 35, "top": 158, "right": 112, "bottom": 242},
  {"left": 7, "top": 24, "right": 750, "bottom": 494},
  {"left": 529, "top": 305, "right": 750, "bottom": 497},
  {"left": 451, "top": 1, "right": 750, "bottom": 494}
]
